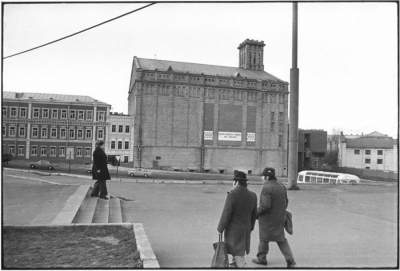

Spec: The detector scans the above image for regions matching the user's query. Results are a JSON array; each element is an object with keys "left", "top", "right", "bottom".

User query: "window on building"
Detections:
[
  {"left": 40, "top": 146, "right": 47, "bottom": 156},
  {"left": 33, "top": 108, "right": 40, "bottom": 118},
  {"left": 124, "top": 141, "right": 129, "bottom": 149},
  {"left": 279, "top": 94, "right": 284, "bottom": 104},
  {"left": 32, "top": 127, "right": 39, "bottom": 137},
  {"left": 60, "top": 128, "right": 66, "bottom": 139},
  {"left": 9, "top": 145, "right": 15, "bottom": 155},
  {"left": 279, "top": 122, "right": 284, "bottom": 133},
  {"left": 50, "top": 146, "right": 56, "bottom": 157},
  {"left": 97, "top": 112, "right": 105, "bottom": 121},
  {"left": 50, "top": 128, "right": 57, "bottom": 138},
  {"left": 42, "top": 108, "right": 49, "bottom": 118},
  {"left": 78, "top": 110, "right": 84, "bottom": 120},
  {"left": 118, "top": 125, "right": 123, "bottom": 133},
  {"left": 125, "top": 126, "right": 130, "bottom": 133},
  {"left": 111, "top": 141, "right": 116, "bottom": 149},
  {"left": 354, "top": 149, "right": 360, "bottom": 155},
  {"left": 124, "top": 156, "right": 128, "bottom": 163},
  {"left": 20, "top": 108, "right": 27, "bottom": 118},
  {"left": 377, "top": 159, "right": 383, "bottom": 164},
  {"left": 365, "top": 166, "right": 370, "bottom": 169},
  {"left": 51, "top": 109, "right": 58, "bottom": 119},
  {"left": 76, "top": 148, "right": 82, "bottom": 157},
  {"left": 69, "top": 129, "right": 75, "bottom": 139},
  {"left": 77, "top": 129, "right": 83, "bottom": 139},
  {"left": 365, "top": 150, "right": 371, "bottom": 155},
  {"left": 19, "top": 127, "right": 25, "bottom": 137},
  {"left": 9, "top": 126, "right": 16, "bottom": 137},
  {"left": 61, "top": 109, "right": 67, "bottom": 119},
  {"left": 85, "top": 147, "right": 91, "bottom": 157},
  {"left": 278, "top": 135, "right": 283, "bottom": 147},
  {"left": 2, "top": 126, "right": 6, "bottom": 136},
  {"left": 10, "top": 107, "right": 17, "bottom": 118},
  {"left": 98, "top": 129, "right": 104, "bottom": 139},
  {"left": 365, "top": 158, "right": 371, "bottom": 164},
  {"left": 31, "top": 146, "right": 38, "bottom": 156},
  {"left": 85, "top": 129, "right": 92, "bottom": 139},
  {"left": 86, "top": 110, "right": 93, "bottom": 120},
  {"left": 118, "top": 141, "right": 122, "bottom": 149},
  {"left": 18, "top": 145, "right": 24, "bottom": 156},
  {"left": 59, "top": 147, "right": 65, "bottom": 157},
  {"left": 69, "top": 110, "right": 76, "bottom": 119},
  {"left": 377, "top": 150, "right": 383, "bottom": 155},
  {"left": 112, "top": 125, "right": 116, "bottom": 132},
  {"left": 2, "top": 107, "right": 7, "bottom": 118},
  {"left": 41, "top": 127, "right": 48, "bottom": 138}
]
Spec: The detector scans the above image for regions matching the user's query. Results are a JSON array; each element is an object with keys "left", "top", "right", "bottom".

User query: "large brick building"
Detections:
[
  {"left": 128, "top": 39, "right": 289, "bottom": 175},
  {"left": 2, "top": 92, "right": 110, "bottom": 163}
]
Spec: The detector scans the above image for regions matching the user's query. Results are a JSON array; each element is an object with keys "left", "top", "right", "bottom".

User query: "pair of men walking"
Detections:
[{"left": 217, "top": 167, "right": 296, "bottom": 268}]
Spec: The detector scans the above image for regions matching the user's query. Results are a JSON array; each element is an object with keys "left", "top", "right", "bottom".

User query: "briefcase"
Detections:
[
  {"left": 211, "top": 233, "right": 229, "bottom": 268},
  {"left": 284, "top": 210, "right": 293, "bottom": 235}
]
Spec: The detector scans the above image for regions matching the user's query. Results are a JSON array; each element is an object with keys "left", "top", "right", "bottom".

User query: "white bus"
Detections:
[{"left": 297, "top": 170, "right": 360, "bottom": 185}]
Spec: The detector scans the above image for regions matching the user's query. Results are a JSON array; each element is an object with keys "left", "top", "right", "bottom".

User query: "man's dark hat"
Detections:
[
  {"left": 262, "top": 167, "right": 276, "bottom": 178},
  {"left": 233, "top": 170, "right": 247, "bottom": 182}
]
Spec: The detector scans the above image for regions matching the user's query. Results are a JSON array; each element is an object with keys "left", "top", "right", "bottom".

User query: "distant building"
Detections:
[
  {"left": 128, "top": 39, "right": 289, "bottom": 175},
  {"left": 2, "top": 91, "right": 110, "bottom": 163},
  {"left": 327, "top": 134, "right": 340, "bottom": 152},
  {"left": 298, "top": 129, "right": 327, "bottom": 171},
  {"left": 338, "top": 131, "right": 398, "bottom": 172},
  {"left": 105, "top": 112, "right": 134, "bottom": 164}
]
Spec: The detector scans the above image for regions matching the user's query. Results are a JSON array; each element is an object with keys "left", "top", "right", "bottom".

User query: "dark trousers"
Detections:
[
  {"left": 91, "top": 178, "right": 108, "bottom": 197},
  {"left": 257, "top": 239, "right": 295, "bottom": 264}
]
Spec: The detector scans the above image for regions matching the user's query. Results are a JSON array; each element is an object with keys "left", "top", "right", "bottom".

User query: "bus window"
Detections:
[
  {"left": 305, "top": 176, "right": 311, "bottom": 183},
  {"left": 316, "top": 177, "right": 323, "bottom": 183},
  {"left": 323, "top": 178, "right": 329, "bottom": 183},
  {"left": 311, "top": 177, "right": 316, "bottom": 183},
  {"left": 298, "top": 175, "right": 304, "bottom": 182}
]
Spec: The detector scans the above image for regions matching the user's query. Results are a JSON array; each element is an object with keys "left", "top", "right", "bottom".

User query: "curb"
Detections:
[
  {"left": 133, "top": 223, "right": 160, "bottom": 268},
  {"left": 51, "top": 185, "right": 90, "bottom": 225}
]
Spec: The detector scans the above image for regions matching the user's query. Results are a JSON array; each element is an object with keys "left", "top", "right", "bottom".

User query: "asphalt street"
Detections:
[{"left": 2, "top": 169, "right": 398, "bottom": 268}]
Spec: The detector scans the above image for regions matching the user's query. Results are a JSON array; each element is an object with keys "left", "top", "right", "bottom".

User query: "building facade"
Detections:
[
  {"left": 2, "top": 92, "right": 110, "bottom": 163},
  {"left": 338, "top": 131, "right": 398, "bottom": 172},
  {"left": 298, "top": 129, "right": 327, "bottom": 171},
  {"left": 128, "top": 39, "right": 289, "bottom": 175},
  {"left": 105, "top": 112, "right": 135, "bottom": 163}
]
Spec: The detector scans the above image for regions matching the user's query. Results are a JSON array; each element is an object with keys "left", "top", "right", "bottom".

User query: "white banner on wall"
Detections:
[
  {"left": 218, "top": 131, "right": 242, "bottom": 141},
  {"left": 247, "top": 132, "right": 256, "bottom": 142},
  {"left": 204, "top": 131, "right": 213, "bottom": 140}
]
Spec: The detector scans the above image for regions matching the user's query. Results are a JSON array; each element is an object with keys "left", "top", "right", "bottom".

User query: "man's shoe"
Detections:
[
  {"left": 287, "top": 260, "right": 296, "bottom": 268},
  {"left": 252, "top": 258, "right": 268, "bottom": 266}
]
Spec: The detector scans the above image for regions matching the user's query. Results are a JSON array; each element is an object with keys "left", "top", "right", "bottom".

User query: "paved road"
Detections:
[{"left": 3, "top": 170, "right": 398, "bottom": 268}]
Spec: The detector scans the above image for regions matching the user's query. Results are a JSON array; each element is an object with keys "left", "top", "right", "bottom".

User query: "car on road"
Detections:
[
  {"left": 29, "top": 160, "right": 55, "bottom": 170},
  {"left": 128, "top": 168, "right": 152, "bottom": 178}
]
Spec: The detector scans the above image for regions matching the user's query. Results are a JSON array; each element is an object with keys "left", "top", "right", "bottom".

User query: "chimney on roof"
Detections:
[{"left": 238, "top": 39, "right": 265, "bottom": 71}]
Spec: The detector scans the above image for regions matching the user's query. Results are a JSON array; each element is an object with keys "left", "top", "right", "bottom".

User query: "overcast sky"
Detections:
[{"left": 3, "top": 2, "right": 397, "bottom": 137}]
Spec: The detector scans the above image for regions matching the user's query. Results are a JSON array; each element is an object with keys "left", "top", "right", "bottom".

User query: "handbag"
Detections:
[
  {"left": 284, "top": 210, "right": 293, "bottom": 235},
  {"left": 211, "top": 233, "right": 229, "bottom": 268}
]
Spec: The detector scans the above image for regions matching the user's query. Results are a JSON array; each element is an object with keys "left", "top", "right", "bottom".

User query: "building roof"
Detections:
[
  {"left": 3, "top": 91, "right": 110, "bottom": 106},
  {"left": 345, "top": 132, "right": 395, "bottom": 149},
  {"left": 134, "top": 57, "right": 286, "bottom": 83}
]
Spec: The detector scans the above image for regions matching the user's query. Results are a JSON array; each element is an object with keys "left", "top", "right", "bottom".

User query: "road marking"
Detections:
[{"left": 4, "top": 174, "right": 78, "bottom": 186}]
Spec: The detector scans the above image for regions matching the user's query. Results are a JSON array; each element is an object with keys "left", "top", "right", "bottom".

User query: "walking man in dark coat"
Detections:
[
  {"left": 91, "top": 140, "right": 110, "bottom": 200},
  {"left": 252, "top": 167, "right": 296, "bottom": 268},
  {"left": 217, "top": 170, "right": 258, "bottom": 268}
]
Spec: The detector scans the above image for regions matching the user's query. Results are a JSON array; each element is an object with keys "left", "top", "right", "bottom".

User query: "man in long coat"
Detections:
[
  {"left": 252, "top": 167, "right": 296, "bottom": 268},
  {"left": 217, "top": 170, "right": 258, "bottom": 268},
  {"left": 91, "top": 140, "right": 110, "bottom": 200}
]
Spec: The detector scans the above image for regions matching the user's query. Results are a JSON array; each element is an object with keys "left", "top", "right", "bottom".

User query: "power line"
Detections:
[{"left": 3, "top": 2, "right": 156, "bottom": 60}]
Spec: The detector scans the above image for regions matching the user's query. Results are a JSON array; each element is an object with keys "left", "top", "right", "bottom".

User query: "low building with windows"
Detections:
[
  {"left": 105, "top": 112, "right": 134, "bottom": 163},
  {"left": 2, "top": 91, "right": 110, "bottom": 163},
  {"left": 298, "top": 129, "right": 327, "bottom": 171},
  {"left": 338, "top": 131, "right": 398, "bottom": 172}
]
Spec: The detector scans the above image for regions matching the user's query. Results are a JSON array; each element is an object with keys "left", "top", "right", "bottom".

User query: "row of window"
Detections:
[
  {"left": 365, "top": 158, "right": 384, "bottom": 164},
  {"left": 3, "top": 106, "right": 106, "bottom": 121},
  {"left": 110, "top": 140, "right": 130, "bottom": 150},
  {"left": 354, "top": 149, "right": 384, "bottom": 155},
  {"left": 7, "top": 145, "right": 91, "bottom": 158},
  {"left": 111, "top": 125, "right": 130, "bottom": 133},
  {"left": 3, "top": 125, "right": 104, "bottom": 140},
  {"left": 270, "top": 112, "right": 285, "bottom": 133}
]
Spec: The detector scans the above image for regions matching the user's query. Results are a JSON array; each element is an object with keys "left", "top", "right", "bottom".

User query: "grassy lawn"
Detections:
[{"left": 3, "top": 225, "right": 142, "bottom": 269}]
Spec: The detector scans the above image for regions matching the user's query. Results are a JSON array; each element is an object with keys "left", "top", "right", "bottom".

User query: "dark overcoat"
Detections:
[
  {"left": 217, "top": 186, "right": 257, "bottom": 256},
  {"left": 257, "top": 178, "right": 288, "bottom": 242},
  {"left": 91, "top": 147, "right": 111, "bottom": 181}
]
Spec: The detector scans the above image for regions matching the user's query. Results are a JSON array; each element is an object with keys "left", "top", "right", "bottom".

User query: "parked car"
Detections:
[
  {"left": 30, "top": 160, "right": 55, "bottom": 170},
  {"left": 128, "top": 168, "right": 152, "bottom": 178}
]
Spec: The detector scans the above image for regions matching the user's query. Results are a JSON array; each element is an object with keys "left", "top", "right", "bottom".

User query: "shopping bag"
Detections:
[
  {"left": 284, "top": 210, "right": 293, "bottom": 235},
  {"left": 211, "top": 233, "right": 229, "bottom": 268}
]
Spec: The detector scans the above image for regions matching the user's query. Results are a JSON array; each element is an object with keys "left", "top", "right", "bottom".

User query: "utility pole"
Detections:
[{"left": 288, "top": 2, "right": 300, "bottom": 190}]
